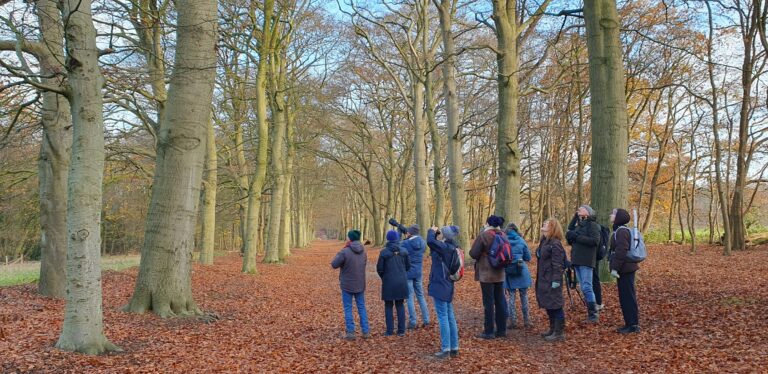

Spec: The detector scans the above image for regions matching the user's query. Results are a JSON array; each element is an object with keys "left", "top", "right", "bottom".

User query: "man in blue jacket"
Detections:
[{"left": 389, "top": 218, "right": 430, "bottom": 329}]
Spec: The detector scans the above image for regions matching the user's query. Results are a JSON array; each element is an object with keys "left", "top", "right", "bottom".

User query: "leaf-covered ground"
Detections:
[{"left": 1, "top": 240, "right": 766, "bottom": 373}]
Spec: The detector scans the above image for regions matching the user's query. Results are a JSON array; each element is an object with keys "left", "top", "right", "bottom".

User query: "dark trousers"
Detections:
[
  {"left": 593, "top": 269, "right": 602, "bottom": 305},
  {"left": 385, "top": 300, "right": 406, "bottom": 335},
  {"left": 617, "top": 271, "right": 639, "bottom": 327},
  {"left": 546, "top": 308, "right": 565, "bottom": 320},
  {"left": 480, "top": 282, "right": 507, "bottom": 335}
]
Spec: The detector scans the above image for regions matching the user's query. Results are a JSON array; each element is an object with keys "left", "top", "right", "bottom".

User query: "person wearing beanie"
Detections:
[
  {"left": 469, "top": 215, "right": 509, "bottom": 339},
  {"left": 388, "top": 218, "right": 431, "bottom": 329},
  {"left": 331, "top": 229, "right": 370, "bottom": 340},
  {"left": 609, "top": 208, "right": 640, "bottom": 334},
  {"left": 565, "top": 204, "right": 602, "bottom": 323},
  {"left": 377, "top": 230, "right": 411, "bottom": 336},
  {"left": 426, "top": 225, "right": 461, "bottom": 359}
]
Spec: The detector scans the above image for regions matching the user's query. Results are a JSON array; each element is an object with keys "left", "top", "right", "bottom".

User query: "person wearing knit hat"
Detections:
[
  {"left": 377, "top": 230, "right": 411, "bottom": 336},
  {"left": 609, "top": 208, "right": 640, "bottom": 334},
  {"left": 565, "top": 204, "right": 602, "bottom": 323},
  {"left": 470, "top": 215, "right": 509, "bottom": 339},
  {"left": 426, "top": 225, "right": 461, "bottom": 358},
  {"left": 388, "top": 218, "right": 431, "bottom": 329},
  {"left": 332, "top": 229, "right": 370, "bottom": 340}
]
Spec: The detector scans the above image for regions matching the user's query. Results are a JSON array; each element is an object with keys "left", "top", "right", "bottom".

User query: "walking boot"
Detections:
[
  {"left": 540, "top": 315, "right": 554, "bottom": 337},
  {"left": 544, "top": 318, "right": 565, "bottom": 341},
  {"left": 587, "top": 302, "right": 599, "bottom": 323}
]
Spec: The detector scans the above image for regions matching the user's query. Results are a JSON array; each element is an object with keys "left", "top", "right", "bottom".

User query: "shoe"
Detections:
[
  {"left": 595, "top": 303, "right": 605, "bottom": 311},
  {"left": 508, "top": 319, "right": 518, "bottom": 329},
  {"left": 362, "top": 332, "right": 371, "bottom": 339},
  {"left": 587, "top": 302, "right": 599, "bottom": 323},
  {"left": 540, "top": 316, "right": 554, "bottom": 337},
  {"left": 434, "top": 350, "right": 450, "bottom": 359},
  {"left": 344, "top": 332, "right": 355, "bottom": 341},
  {"left": 477, "top": 333, "right": 495, "bottom": 340},
  {"left": 407, "top": 324, "right": 417, "bottom": 330},
  {"left": 616, "top": 325, "right": 640, "bottom": 334},
  {"left": 523, "top": 319, "right": 533, "bottom": 329},
  {"left": 397, "top": 332, "right": 405, "bottom": 337},
  {"left": 495, "top": 332, "right": 507, "bottom": 338},
  {"left": 450, "top": 350, "right": 459, "bottom": 358},
  {"left": 383, "top": 332, "right": 394, "bottom": 337},
  {"left": 544, "top": 319, "right": 565, "bottom": 341}
]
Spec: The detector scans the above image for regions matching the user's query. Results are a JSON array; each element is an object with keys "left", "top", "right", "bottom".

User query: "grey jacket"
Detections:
[{"left": 331, "top": 241, "right": 367, "bottom": 293}]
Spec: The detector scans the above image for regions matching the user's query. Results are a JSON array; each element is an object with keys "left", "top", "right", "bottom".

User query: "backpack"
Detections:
[
  {"left": 488, "top": 231, "right": 514, "bottom": 268},
  {"left": 597, "top": 224, "right": 610, "bottom": 260},
  {"left": 614, "top": 210, "right": 647, "bottom": 263},
  {"left": 444, "top": 246, "right": 465, "bottom": 282}
]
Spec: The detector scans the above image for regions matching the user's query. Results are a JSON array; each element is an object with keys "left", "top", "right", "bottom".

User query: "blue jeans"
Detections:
[
  {"left": 506, "top": 288, "right": 530, "bottom": 325},
  {"left": 342, "top": 290, "right": 370, "bottom": 334},
  {"left": 385, "top": 300, "right": 406, "bottom": 335},
  {"left": 574, "top": 266, "right": 596, "bottom": 303},
  {"left": 407, "top": 278, "right": 430, "bottom": 326},
  {"left": 433, "top": 298, "right": 459, "bottom": 352}
]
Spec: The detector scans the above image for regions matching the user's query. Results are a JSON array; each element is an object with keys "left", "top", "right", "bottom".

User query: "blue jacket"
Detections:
[
  {"left": 504, "top": 230, "right": 532, "bottom": 289},
  {"left": 426, "top": 229, "right": 456, "bottom": 303},
  {"left": 401, "top": 235, "right": 426, "bottom": 280},
  {"left": 376, "top": 241, "right": 411, "bottom": 301}
]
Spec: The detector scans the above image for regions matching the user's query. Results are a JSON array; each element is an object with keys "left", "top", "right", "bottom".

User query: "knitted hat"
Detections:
[
  {"left": 486, "top": 215, "right": 504, "bottom": 228},
  {"left": 506, "top": 223, "right": 519, "bottom": 234},
  {"left": 579, "top": 205, "right": 595, "bottom": 217},
  {"left": 614, "top": 209, "right": 630, "bottom": 226},
  {"left": 440, "top": 225, "right": 459, "bottom": 240},
  {"left": 386, "top": 230, "right": 400, "bottom": 242},
  {"left": 347, "top": 230, "right": 361, "bottom": 242},
  {"left": 407, "top": 224, "right": 420, "bottom": 235}
]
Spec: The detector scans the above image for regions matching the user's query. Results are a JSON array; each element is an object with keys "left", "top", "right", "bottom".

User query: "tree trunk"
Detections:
[
  {"left": 55, "top": 0, "right": 120, "bottom": 354},
  {"left": 200, "top": 116, "right": 217, "bottom": 265},
  {"left": 124, "top": 0, "right": 218, "bottom": 317},
  {"left": 425, "top": 73, "right": 445, "bottom": 226},
  {"left": 279, "top": 105, "right": 296, "bottom": 260},
  {"left": 412, "top": 78, "right": 431, "bottom": 232},
  {"left": 36, "top": 0, "right": 71, "bottom": 299},
  {"left": 584, "top": 0, "right": 630, "bottom": 225}
]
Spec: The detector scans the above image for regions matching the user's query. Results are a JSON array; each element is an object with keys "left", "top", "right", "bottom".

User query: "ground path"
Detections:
[{"left": 1, "top": 240, "right": 766, "bottom": 372}]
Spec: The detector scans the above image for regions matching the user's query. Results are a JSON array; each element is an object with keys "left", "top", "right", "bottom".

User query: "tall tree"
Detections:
[
  {"left": 124, "top": 0, "right": 218, "bottom": 316},
  {"left": 200, "top": 116, "right": 217, "bottom": 265}
]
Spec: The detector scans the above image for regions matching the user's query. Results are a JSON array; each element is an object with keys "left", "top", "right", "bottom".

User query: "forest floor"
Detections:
[{"left": 1, "top": 240, "right": 766, "bottom": 373}]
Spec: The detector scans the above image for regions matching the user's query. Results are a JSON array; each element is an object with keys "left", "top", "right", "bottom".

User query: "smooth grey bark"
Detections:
[
  {"left": 200, "top": 116, "right": 217, "bottom": 265},
  {"left": 124, "top": 0, "right": 218, "bottom": 317}
]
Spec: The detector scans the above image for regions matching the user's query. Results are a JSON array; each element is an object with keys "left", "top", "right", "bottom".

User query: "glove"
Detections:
[
  {"left": 610, "top": 270, "right": 620, "bottom": 278},
  {"left": 566, "top": 231, "right": 577, "bottom": 243},
  {"left": 551, "top": 281, "right": 560, "bottom": 289},
  {"left": 388, "top": 218, "right": 399, "bottom": 226}
]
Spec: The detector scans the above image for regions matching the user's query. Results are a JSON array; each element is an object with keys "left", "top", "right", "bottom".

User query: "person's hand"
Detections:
[
  {"left": 430, "top": 226, "right": 440, "bottom": 232},
  {"left": 551, "top": 281, "right": 560, "bottom": 289},
  {"left": 610, "top": 270, "right": 620, "bottom": 278}
]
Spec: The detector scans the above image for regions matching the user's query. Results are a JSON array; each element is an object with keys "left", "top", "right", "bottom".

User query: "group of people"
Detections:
[{"left": 330, "top": 205, "right": 641, "bottom": 358}]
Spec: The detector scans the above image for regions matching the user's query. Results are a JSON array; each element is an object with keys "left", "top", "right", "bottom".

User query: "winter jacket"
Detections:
[
  {"left": 401, "top": 235, "right": 427, "bottom": 280},
  {"left": 376, "top": 241, "right": 411, "bottom": 301},
  {"left": 504, "top": 230, "right": 532, "bottom": 290},
  {"left": 331, "top": 241, "right": 367, "bottom": 293},
  {"left": 535, "top": 237, "right": 566, "bottom": 310},
  {"left": 609, "top": 226, "right": 640, "bottom": 274},
  {"left": 469, "top": 228, "right": 506, "bottom": 283},
  {"left": 566, "top": 214, "right": 601, "bottom": 268},
  {"left": 426, "top": 229, "right": 456, "bottom": 303}
]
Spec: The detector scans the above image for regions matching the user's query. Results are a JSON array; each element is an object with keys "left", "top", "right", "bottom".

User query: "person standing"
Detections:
[
  {"left": 426, "top": 226, "right": 461, "bottom": 359},
  {"left": 609, "top": 208, "right": 641, "bottom": 334},
  {"left": 469, "top": 215, "right": 508, "bottom": 339},
  {"left": 566, "top": 205, "right": 601, "bottom": 323},
  {"left": 503, "top": 223, "right": 533, "bottom": 329},
  {"left": 377, "top": 230, "right": 411, "bottom": 337},
  {"left": 535, "top": 218, "right": 567, "bottom": 341},
  {"left": 389, "top": 218, "right": 430, "bottom": 329},
  {"left": 331, "top": 230, "right": 370, "bottom": 340}
]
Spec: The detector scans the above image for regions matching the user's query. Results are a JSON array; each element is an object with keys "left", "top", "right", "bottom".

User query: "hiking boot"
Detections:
[
  {"left": 595, "top": 303, "right": 605, "bottom": 311},
  {"left": 434, "top": 350, "right": 451, "bottom": 359},
  {"left": 508, "top": 317, "right": 518, "bottom": 329},
  {"left": 544, "top": 319, "right": 565, "bottom": 341},
  {"left": 397, "top": 332, "right": 406, "bottom": 337},
  {"left": 587, "top": 302, "right": 599, "bottom": 323},
  {"left": 362, "top": 332, "right": 371, "bottom": 339},
  {"left": 407, "top": 324, "right": 417, "bottom": 330},
  {"left": 477, "top": 333, "right": 495, "bottom": 340},
  {"left": 344, "top": 332, "right": 356, "bottom": 341},
  {"left": 450, "top": 350, "right": 459, "bottom": 358},
  {"left": 495, "top": 332, "right": 507, "bottom": 338},
  {"left": 540, "top": 316, "right": 554, "bottom": 337},
  {"left": 616, "top": 325, "right": 640, "bottom": 334}
]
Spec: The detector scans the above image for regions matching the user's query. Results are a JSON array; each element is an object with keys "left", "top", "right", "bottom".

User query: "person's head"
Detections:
[
  {"left": 505, "top": 223, "right": 520, "bottom": 235},
  {"left": 486, "top": 215, "right": 505, "bottom": 229},
  {"left": 440, "top": 225, "right": 459, "bottom": 241},
  {"left": 612, "top": 208, "right": 630, "bottom": 227},
  {"left": 347, "top": 230, "right": 361, "bottom": 242},
  {"left": 407, "top": 224, "right": 420, "bottom": 238},
  {"left": 386, "top": 230, "right": 400, "bottom": 242},
  {"left": 541, "top": 218, "right": 564, "bottom": 241},
  {"left": 577, "top": 205, "right": 595, "bottom": 220}
]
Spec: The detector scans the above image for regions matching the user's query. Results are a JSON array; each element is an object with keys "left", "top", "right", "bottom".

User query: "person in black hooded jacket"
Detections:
[
  {"left": 609, "top": 208, "right": 640, "bottom": 334},
  {"left": 566, "top": 205, "right": 601, "bottom": 323},
  {"left": 377, "top": 230, "right": 411, "bottom": 336}
]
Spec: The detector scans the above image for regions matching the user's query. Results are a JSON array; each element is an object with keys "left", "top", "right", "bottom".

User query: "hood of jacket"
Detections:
[
  {"left": 380, "top": 241, "right": 407, "bottom": 258},
  {"left": 348, "top": 241, "right": 365, "bottom": 254}
]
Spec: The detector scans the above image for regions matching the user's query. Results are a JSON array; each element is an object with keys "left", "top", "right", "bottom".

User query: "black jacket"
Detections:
[
  {"left": 377, "top": 241, "right": 411, "bottom": 301},
  {"left": 566, "top": 215, "right": 601, "bottom": 268}
]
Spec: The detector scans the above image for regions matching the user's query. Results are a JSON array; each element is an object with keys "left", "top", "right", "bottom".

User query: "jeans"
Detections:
[
  {"left": 407, "top": 278, "right": 430, "bottom": 326},
  {"left": 506, "top": 288, "right": 530, "bottom": 325},
  {"left": 341, "top": 290, "right": 370, "bottom": 334},
  {"left": 593, "top": 267, "right": 602, "bottom": 305},
  {"left": 433, "top": 298, "right": 459, "bottom": 352},
  {"left": 617, "top": 271, "right": 639, "bottom": 327},
  {"left": 574, "top": 265, "right": 596, "bottom": 303},
  {"left": 384, "top": 300, "right": 406, "bottom": 335},
  {"left": 480, "top": 282, "right": 507, "bottom": 335}
]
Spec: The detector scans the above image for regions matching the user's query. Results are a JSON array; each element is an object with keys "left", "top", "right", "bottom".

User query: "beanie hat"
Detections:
[
  {"left": 579, "top": 205, "right": 595, "bottom": 217},
  {"left": 440, "top": 225, "right": 459, "bottom": 241},
  {"left": 386, "top": 230, "right": 400, "bottom": 242},
  {"left": 487, "top": 215, "right": 504, "bottom": 228},
  {"left": 614, "top": 209, "right": 630, "bottom": 227},
  {"left": 407, "top": 224, "right": 420, "bottom": 235},
  {"left": 347, "top": 230, "right": 361, "bottom": 242},
  {"left": 506, "top": 223, "right": 519, "bottom": 234}
]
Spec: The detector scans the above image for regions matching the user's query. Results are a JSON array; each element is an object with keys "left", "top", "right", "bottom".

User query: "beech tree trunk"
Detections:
[
  {"left": 124, "top": 0, "right": 218, "bottom": 317},
  {"left": 55, "top": 0, "right": 120, "bottom": 354},
  {"left": 412, "top": 78, "right": 431, "bottom": 232},
  {"left": 200, "top": 117, "right": 217, "bottom": 265}
]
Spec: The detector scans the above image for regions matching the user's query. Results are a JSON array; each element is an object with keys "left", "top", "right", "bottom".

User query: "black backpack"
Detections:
[{"left": 597, "top": 224, "right": 610, "bottom": 260}]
